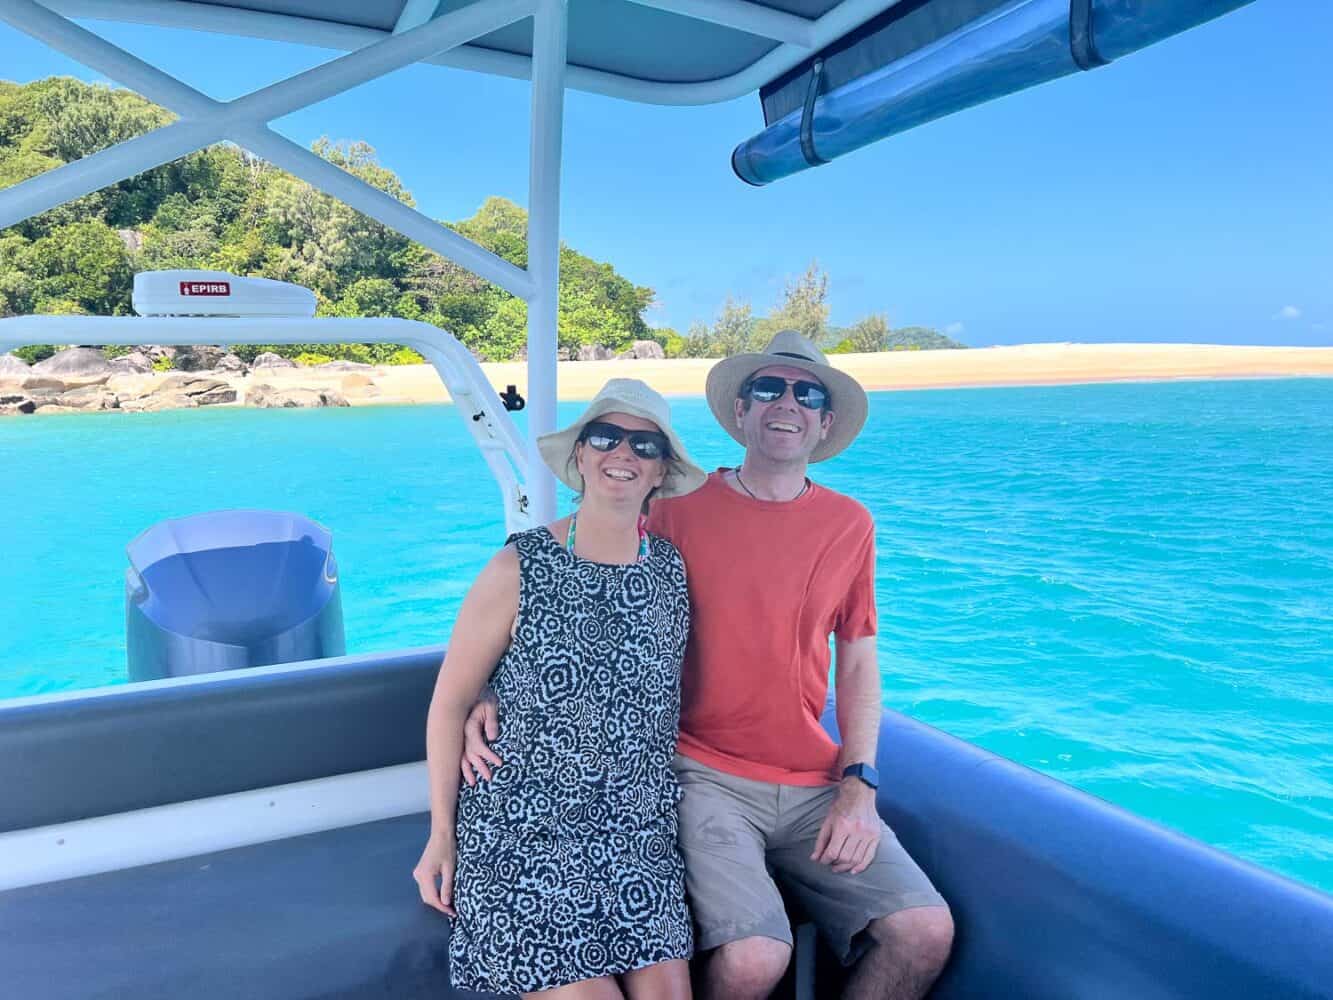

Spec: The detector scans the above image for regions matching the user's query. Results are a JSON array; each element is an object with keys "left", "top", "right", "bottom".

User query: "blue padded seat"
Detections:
[{"left": 0, "top": 812, "right": 504, "bottom": 1000}]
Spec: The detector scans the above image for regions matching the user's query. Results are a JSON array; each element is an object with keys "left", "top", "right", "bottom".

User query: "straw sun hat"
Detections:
[
  {"left": 537, "top": 378, "right": 707, "bottom": 499},
  {"left": 704, "top": 330, "right": 869, "bottom": 462}
]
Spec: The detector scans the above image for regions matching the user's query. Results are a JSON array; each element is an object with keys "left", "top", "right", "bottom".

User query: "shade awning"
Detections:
[{"left": 47, "top": 0, "right": 883, "bottom": 105}]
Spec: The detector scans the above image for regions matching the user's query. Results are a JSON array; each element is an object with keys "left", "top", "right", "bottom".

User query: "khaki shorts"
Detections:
[{"left": 673, "top": 754, "right": 948, "bottom": 964}]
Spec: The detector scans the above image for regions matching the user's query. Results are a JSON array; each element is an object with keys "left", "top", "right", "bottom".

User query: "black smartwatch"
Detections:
[{"left": 842, "top": 762, "right": 879, "bottom": 790}]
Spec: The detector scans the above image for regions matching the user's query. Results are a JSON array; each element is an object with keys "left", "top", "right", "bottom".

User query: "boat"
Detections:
[{"left": 2, "top": 1, "right": 1331, "bottom": 997}]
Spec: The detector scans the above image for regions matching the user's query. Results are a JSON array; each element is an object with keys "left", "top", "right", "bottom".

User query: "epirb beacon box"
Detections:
[{"left": 132, "top": 271, "right": 317, "bottom": 317}]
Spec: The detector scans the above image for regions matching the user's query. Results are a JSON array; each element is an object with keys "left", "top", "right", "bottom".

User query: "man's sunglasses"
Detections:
[
  {"left": 743, "top": 375, "right": 830, "bottom": 411},
  {"left": 579, "top": 420, "right": 672, "bottom": 461}
]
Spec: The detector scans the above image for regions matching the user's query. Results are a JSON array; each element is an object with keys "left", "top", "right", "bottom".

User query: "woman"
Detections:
[{"left": 413, "top": 378, "right": 707, "bottom": 999}]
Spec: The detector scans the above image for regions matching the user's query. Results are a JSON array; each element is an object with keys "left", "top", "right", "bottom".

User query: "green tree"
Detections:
[
  {"left": 886, "top": 326, "right": 968, "bottom": 350},
  {"left": 11, "top": 344, "right": 58, "bottom": 364},
  {"left": 467, "top": 195, "right": 528, "bottom": 239},
  {"left": 652, "top": 326, "right": 686, "bottom": 358},
  {"left": 456, "top": 196, "right": 528, "bottom": 268},
  {"left": 260, "top": 139, "right": 413, "bottom": 296},
  {"left": 136, "top": 226, "right": 215, "bottom": 271},
  {"left": 401, "top": 244, "right": 489, "bottom": 313},
  {"left": 679, "top": 321, "right": 715, "bottom": 358},
  {"left": 19, "top": 220, "right": 133, "bottom": 315},
  {"left": 328, "top": 277, "right": 401, "bottom": 317},
  {"left": 0, "top": 234, "right": 35, "bottom": 316},
  {"left": 481, "top": 296, "right": 529, "bottom": 362},
  {"left": 211, "top": 227, "right": 268, "bottom": 274},
  {"left": 558, "top": 247, "right": 653, "bottom": 351},
  {"left": 709, "top": 297, "right": 758, "bottom": 356},
  {"left": 769, "top": 260, "right": 829, "bottom": 342},
  {"left": 846, "top": 314, "right": 890, "bottom": 352}
]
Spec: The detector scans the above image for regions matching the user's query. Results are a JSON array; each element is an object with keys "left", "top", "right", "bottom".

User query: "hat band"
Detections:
[{"left": 773, "top": 351, "right": 819, "bottom": 363}]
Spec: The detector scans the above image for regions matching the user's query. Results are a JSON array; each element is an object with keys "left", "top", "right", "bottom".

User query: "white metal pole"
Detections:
[
  {"left": 395, "top": 0, "right": 443, "bottom": 34},
  {"left": 525, "top": 0, "right": 568, "bottom": 524},
  {"left": 621, "top": 0, "right": 815, "bottom": 46},
  {"left": 223, "top": 0, "right": 537, "bottom": 127}
]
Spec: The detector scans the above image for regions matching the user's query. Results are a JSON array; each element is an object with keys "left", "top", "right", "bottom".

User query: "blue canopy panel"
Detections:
[
  {"left": 432, "top": 0, "right": 801, "bottom": 83},
  {"left": 733, "top": 0, "right": 1256, "bottom": 185},
  {"left": 51, "top": 0, "right": 845, "bottom": 90}
]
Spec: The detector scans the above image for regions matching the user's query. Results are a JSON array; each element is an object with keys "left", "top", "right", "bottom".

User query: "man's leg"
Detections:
[
  {"left": 703, "top": 936, "right": 791, "bottom": 1000},
  {"left": 842, "top": 906, "right": 954, "bottom": 1000},
  {"left": 768, "top": 783, "right": 952, "bottom": 1000},
  {"left": 673, "top": 755, "right": 792, "bottom": 1000}
]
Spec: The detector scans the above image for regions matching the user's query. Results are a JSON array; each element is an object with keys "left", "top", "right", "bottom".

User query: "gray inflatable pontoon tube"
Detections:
[
  {"left": 732, "top": 0, "right": 1255, "bottom": 186},
  {"left": 125, "top": 510, "right": 345, "bottom": 681}
]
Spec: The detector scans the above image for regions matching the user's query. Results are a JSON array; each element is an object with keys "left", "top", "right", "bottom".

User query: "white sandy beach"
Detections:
[{"left": 347, "top": 342, "right": 1333, "bottom": 405}]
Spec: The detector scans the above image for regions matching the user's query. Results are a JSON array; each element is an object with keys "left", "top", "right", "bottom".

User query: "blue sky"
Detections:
[{"left": 2, "top": 1, "right": 1329, "bottom": 346}]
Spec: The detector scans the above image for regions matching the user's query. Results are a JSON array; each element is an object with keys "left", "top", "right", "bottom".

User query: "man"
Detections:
[{"left": 464, "top": 332, "right": 953, "bottom": 999}]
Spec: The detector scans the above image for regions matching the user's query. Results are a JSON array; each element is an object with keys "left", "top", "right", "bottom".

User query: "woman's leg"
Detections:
[
  {"left": 523, "top": 975, "right": 625, "bottom": 1000},
  {"left": 621, "top": 958, "right": 692, "bottom": 1000}
]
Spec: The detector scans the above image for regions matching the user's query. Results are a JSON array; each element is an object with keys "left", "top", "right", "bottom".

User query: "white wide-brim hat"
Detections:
[
  {"left": 537, "top": 378, "right": 708, "bottom": 499},
  {"left": 705, "top": 330, "right": 869, "bottom": 462}
]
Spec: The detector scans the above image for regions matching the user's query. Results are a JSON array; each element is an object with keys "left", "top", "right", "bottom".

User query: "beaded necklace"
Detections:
[{"left": 565, "top": 511, "right": 650, "bottom": 563}]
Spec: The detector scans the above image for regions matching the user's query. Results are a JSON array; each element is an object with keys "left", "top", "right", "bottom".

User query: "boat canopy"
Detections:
[{"left": 38, "top": 0, "right": 899, "bottom": 105}]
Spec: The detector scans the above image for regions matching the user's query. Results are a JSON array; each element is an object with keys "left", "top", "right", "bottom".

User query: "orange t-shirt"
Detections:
[{"left": 646, "top": 470, "right": 877, "bottom": 786}]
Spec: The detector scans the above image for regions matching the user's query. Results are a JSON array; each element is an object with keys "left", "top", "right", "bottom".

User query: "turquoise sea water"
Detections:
[{"left": 2, "top": 379, "right": 1331, "bottom": 894}]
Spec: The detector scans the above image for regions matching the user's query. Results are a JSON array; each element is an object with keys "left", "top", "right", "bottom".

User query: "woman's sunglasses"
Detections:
[
  {"left": 743, "top": 375, "right": 829, "bottom": 410},
  {"left": 579, "top": 420, "right": 671, "bottom": 460}
]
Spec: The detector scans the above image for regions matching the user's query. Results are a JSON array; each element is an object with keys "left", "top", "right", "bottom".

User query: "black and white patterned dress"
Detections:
[{"left": 449, "top": 526, "right": 694, "bottom": 995}]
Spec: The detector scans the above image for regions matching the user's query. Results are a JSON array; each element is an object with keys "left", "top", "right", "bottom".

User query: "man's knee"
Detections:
[
  {"left": 707, "top": 936, "right": 792, "bottom": 995},
  {"left": 866, "top": 905, "right": 954, "bottom": 972}
]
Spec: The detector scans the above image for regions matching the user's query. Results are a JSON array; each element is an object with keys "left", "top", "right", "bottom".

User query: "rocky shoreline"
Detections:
[
  {"left": 2, "top": 346, "right": 413, "bottom": 415},
  {"left": 0, "top": 340, "right": 672, "bottom": 416}
]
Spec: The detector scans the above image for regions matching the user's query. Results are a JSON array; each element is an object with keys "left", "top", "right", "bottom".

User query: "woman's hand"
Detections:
[{"left": 413, "top": 830, "right": 458, "bottom": 916}]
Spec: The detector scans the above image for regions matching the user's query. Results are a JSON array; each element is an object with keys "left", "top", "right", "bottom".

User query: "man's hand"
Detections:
[
  {"left": 811, "top": 779, "right": 882, "bottom": 875},
  {"left": 460, "top": 690, "right": 503, "bottom": 786}
]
